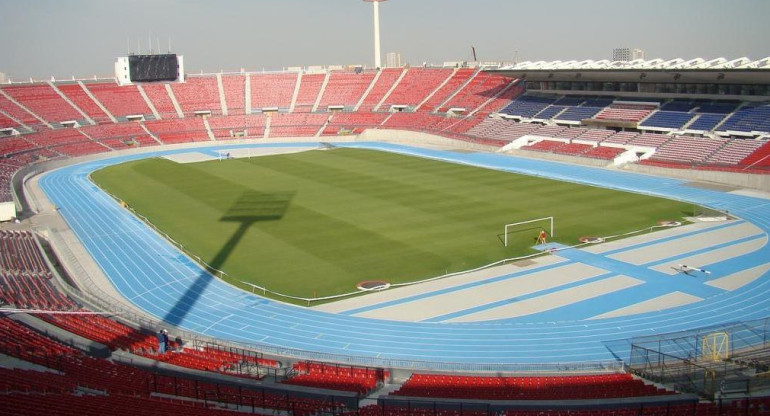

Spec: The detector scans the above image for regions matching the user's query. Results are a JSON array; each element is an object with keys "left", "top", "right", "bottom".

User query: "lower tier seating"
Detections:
[{"left": 392, "top": 373, "right": 672, "bottom": 400}]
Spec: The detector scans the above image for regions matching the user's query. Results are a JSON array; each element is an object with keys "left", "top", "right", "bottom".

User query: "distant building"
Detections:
[
  {"left": 385, "top": 52, "right": 402, "bottom": 68},
  {"left": 0, "top": 72, "right": 6, "bottom": 83},
  {"left": 613, "top": 48, "right": 645, "bottom": 62}
]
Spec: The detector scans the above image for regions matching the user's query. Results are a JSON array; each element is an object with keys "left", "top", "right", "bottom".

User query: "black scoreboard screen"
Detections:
[{"left": 129, "top": 54, "right": 178, "bottom": 82}]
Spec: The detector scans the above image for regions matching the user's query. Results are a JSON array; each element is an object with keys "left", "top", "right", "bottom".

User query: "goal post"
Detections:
[{"left": 504, "top": 216, "right": 554, "bottom": 247}]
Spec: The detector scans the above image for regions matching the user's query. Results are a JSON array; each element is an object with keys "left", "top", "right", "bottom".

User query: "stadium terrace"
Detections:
[{"left": 1, "top": 53, "right": 770, "bottom": 415}]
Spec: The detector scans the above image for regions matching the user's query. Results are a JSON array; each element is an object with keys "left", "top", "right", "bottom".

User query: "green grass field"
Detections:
[{"left": 91, "top": 148, "right": 692, "bottom": 304}]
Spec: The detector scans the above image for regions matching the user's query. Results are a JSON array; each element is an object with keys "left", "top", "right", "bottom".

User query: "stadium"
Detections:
[{"left": 1, "top": 1, "right": 770, "bottom": 415}]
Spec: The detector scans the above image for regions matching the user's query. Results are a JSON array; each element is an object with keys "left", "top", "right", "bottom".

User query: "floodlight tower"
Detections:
[{"left": 364, "top": 0, "right": 387, "bottom": 69}]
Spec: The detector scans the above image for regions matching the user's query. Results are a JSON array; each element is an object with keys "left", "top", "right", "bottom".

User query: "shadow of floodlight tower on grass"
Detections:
[{"left": 161, "top": 190, "right": 295, "bottom": 327}]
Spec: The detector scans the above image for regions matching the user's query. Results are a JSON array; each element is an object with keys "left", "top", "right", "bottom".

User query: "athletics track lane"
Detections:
[{"left": 38, "top": 142, "right": 770, "bottom": 365}]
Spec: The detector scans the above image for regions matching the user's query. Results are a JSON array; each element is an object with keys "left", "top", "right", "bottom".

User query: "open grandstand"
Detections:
[{"left": 2, "top": 29, "right": 770, "bottom": 415}]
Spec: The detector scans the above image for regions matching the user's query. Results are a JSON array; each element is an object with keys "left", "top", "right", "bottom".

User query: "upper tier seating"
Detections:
[
  {"left": 221, "top": 74, "right": 246, "bottom": 115},
  {"left": 0, "top": 94, "right": 41, "bottom": 126},
  {"left": 56, "top": 83, "right": 111, "bottom": 123},
  {"left": 170, "top": 77, "right": 222, "bottom": 115},
  {"left": 250, "top": 72, "right": 298, "bottom": 110},
  {"left": 2, "top": 85, "right": 84, "bottom": 124},
  {"left": 392, "top": 373, "right": 672, "bottom": 400},
  {"left": 0, "top": 112, "right": 21, "bottom": 129},
  {"left": 1, "top": 136, "right": 37, "bottom": 157},
  {"left": 85, "top": 83, "right": 152, "bottom": 118},
  {"left": 476, "top": 81, "right": 525, "bottom": 116},
  {"left": 661, "top": 100, "right": 698, "bottom": 112},
  {"left": 293, "top": 73, "right": 326, "bottom": 112},
  {"left": 534, "top": 105, "right": 566, "bottom": 119},
  {"left": 142, "top": 83, "right": 179, "bottom": 118},
  {"left": 718, "top": 104, "right": 770, "bottom": 134},
  {"left": 418, "top": 68, "right": 476, "bottom": 112},
  {"left": 358, "top": 68, "right": 403, "bottom": 112},
  {"left": 500, "top": 95, "right": 557, "bottom": 118},
  {"left": 439, "top": 73, "right": 512, "bottom": 113},
  {"left": 555, "top": 98, "right": 614, "bottom": 122},
  {"left": 687, "top": 113, "right": 729, "bottom": 131},
  {"left": 380, "top": 68, "right": 453, "bottom": 110},
  {"left": 640, "top": 111, "right": 696, "bottom": 130},
  {"left": 317, "top": 71, "right": 376, "bottom": 109}
]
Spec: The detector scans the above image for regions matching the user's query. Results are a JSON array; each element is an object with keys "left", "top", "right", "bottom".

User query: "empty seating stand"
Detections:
[
  {"left": 207, "top": 114, "right": 267, "bottom": 139},
  {"left": 392, "top": 373, "right": 672, "bottom": 401},
  {"left": 282, "top": 361, "right": 385, "bottom": 394},
  {"left": 250, "top": 72, "right": 298, "bottom": 110},
  {"left": 85, "top": 83, "right": 152, "bottom": 119},
  {"left": 439, "top": 72, "right": 511, "bottom": 113},
  {"left": 358, "top": 68, "right": 403, "bottom": 111},
  {"left": 594, "top": 104, "right": 655, "bottom": 123},
  {"left": 640, "top": 111, "right": 696, "bottom": 130},
  {"left": 418, "top": 68, "right": 476, "bottom": 112},
  {"left": 719, "top": 104, "right": 770, "bottom": 134},
  {"left": 2, "top": 85, "right": 84, "bottom": 125},
  {"left": 318, "top": 70, "right": 377, "bottom": 109},
  {"left": 57, "top": 83, "right": 112, "bottom": 123},
  {"left": 293, "top": 73, "right": 326, "bottom": 113},
  {"left": 381, "top": 68, "right": 452, "bottom": 110},
  {"left": 500, "top": 95, "right": 556, "bottom": 118},
  {"left": 221, "top": 74, "right": 246, "bottom": 115},
  {"left": 142, "top": 83, "right": 180, "bottom": 118},
  {"left": 170, "top": 76, "right": 223, "bottom": 116}
]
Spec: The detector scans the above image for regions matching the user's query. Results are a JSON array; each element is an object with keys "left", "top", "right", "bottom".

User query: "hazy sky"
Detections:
[{"left": 1, "top": 0, "right": 768, "bottom": 80}]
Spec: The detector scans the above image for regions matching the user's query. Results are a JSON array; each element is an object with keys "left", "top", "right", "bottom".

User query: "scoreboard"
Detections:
[
  {"left": 129, "top": 54, "right": 179, "bottom": 82},
  {"left": 115, "top": 54, "right": 184, "bottom": 85}
]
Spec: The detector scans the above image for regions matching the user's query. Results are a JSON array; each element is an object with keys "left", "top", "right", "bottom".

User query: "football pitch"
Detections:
[{"left": 91, "top": 148, "right": 693, "bottom": 304}]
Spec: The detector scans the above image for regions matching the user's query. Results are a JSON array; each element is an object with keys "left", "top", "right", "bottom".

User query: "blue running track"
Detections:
[{"left": 38, "top": 142, "right": 770, "bottom": 365}]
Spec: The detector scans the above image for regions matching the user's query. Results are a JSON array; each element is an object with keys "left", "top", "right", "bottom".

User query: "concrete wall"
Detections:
[
  {"left": 623, "top": 164, "right": 770, "bottom": 192},
  {"left": 0, "top": 201, "right": 15, "bottom": 221},
  {"left": 357, "top": 129, "right": 499, "bottom": 152}
]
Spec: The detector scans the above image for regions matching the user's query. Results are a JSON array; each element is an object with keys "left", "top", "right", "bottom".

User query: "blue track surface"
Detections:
[{"left": 38, "top": 142, "right": 770, "bottom": 365}]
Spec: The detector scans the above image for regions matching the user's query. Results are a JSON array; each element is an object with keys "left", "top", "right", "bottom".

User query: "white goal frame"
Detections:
[{"left": 504, "top": 216, "right": 554, "bottom": 247}]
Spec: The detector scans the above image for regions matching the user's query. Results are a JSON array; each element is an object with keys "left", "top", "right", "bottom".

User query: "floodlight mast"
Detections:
[{"left": 364, "top": 0, "right": 387, "bottom": 69}]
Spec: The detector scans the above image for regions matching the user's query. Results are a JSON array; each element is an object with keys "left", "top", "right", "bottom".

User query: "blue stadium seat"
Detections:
[
  {"left": 640, "top": 111, "right": 696, "bottom": 129},
  {"left": 500, "top": 95, "right": 557, "bottom": 118}
]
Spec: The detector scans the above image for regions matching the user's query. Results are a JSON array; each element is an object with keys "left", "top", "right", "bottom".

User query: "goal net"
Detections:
[{"left": 504, "top": 216, "right": 554, "bottom": 247}]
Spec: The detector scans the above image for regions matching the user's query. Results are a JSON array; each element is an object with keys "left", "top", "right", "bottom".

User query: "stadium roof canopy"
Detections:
[{"left": 499, "top": 57, "right": 770, "bottom": 71}]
